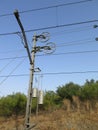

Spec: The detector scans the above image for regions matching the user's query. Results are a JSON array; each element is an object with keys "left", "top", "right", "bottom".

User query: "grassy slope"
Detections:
[{"left": 0, "top": 109, "right": 98, "bottom": 130}]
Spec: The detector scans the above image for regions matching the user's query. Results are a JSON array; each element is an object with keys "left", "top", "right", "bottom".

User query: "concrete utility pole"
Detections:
[{"left": 14, "top": 9, "right": 55, "bottom": 130}]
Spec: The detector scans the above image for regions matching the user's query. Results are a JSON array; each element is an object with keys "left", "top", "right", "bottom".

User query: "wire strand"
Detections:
[
  {"left": 0, "top": 57, "right": 26, "bottom": 86},
  {"left": 56, "top": 40, "right": 95, "bottom": 47},
  {"left": 0, "top": 70, "right": 98, "bottom": 77},
  {"left": 0, "top": 0, "right": 93, "bottom": 18},
  {"left": 0, "top": 56, "right": 27, "bottom": 60},
  {"left": 51, "top": 26, "right": 93, "bottom": 37},
  {"left": 0, "top": 49, "right": 98, "bottom": 60},
  {"left": 0, "top": 19, "right": 97, "bottom": 36},
  {"left": 37, "top": 49, "right": 98, "bottom": 57},
  {"left": 0, "top": 49, "right": 25, "bottom": 54}
]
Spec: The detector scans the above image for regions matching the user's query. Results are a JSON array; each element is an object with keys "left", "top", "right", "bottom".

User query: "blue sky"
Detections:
[{"left": 0, "top": 0, "right": 98, "bottom": 96}]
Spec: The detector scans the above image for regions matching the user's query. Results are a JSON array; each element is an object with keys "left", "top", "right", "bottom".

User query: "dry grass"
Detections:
[
  {"left": 37, "top": 110, "right": 98, "bottom": 130},
  {"left": 0, "top": 99, "right": 98, "bottom": 130},
  {"left": 0, "top": 109, "right": 98, "bottom": 130}
]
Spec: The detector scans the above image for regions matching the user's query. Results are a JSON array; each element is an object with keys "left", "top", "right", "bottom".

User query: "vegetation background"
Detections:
[{"left": 0, "top": 79, "right": 98, "bottom": 129}]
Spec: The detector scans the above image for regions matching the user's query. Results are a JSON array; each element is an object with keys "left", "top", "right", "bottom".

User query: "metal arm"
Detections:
[{"left": 14, "top": 10, "right": 32, "bottom": 65}]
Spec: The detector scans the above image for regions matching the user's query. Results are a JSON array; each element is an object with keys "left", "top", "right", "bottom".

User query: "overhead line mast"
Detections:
[
  {"left": 14, "top": 9, "right": 55, "bottom": 130},
  {"left": 14, "top": 10, "right": 36, "bottom": 130}
]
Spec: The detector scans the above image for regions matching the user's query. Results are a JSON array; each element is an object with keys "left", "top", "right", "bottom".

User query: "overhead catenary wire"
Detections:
[
  {"left": 23, "top": 20, "right": 98, "bottom": 33},
  {"left": 0, "top": 0, "right": 93, "bottom": 18},
  {"left": 0, "top": 57, "right": 26, "bottom": 86},
  {"left": 0, "top": 70, "right": 98, "bottom": 78},
  {"left": 0, "top": 37, "right": 95, "bottom": 53},
  {"left": 51, "top": 25, "right": 93, "bottom": 36},
  {"left": 0, "top": 19, "right": 98, "bottom": 36},
  {"left": 0, "top": 49, "right": 98, "bottom": 61},
  {"left": 0, "top": 57, "right": 20, "bottom": 73},
  {"left": 0, "top": 26, "right": 95, "bottom": 54},
  {"left": 56, "top": 39, "right": 95, "bottom": 47},
  {"left": 0, "top": 56, "right": 27, "bottom": 60},
  {"left": 0, "top": 37, "right": 94, "bottom": 54},
  {"left": 37, "top": 49, "right": 98, "bottom": 57},
  {"left": 40, "top": 70, "right": 98, "bottom": 75},
  {"left": 0, "top": 49, "right": 25, "bottom": 54},
  {"left": 0, "top": 26, "right": 94, "bottom": 55},
  {"left": 0, "top": 52, "right": 27, "bottom": 74}
]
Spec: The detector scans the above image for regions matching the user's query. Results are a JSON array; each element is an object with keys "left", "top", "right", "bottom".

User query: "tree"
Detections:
[
  {"left": 12, "top": 93, "right": 27, "bottom": 116},
  {"left": 56, "top": 82, "right": 81, "bottom": 100},
  {"left": 81, "top": 79, "right": 98, "bottom": 100},
  {"left": 0, "top": 93, "right": 27, "bottom": 117},
  {"left": 43, "top": 91, "right": 61, "bottom": 111}
]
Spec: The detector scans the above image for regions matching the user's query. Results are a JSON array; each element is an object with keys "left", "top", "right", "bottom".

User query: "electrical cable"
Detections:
[
  {"left": 56, "top": 40, "right": 95, "bottom": 47},
  {"left": 40, "top": 70, "right": 98, "bottom": 75},
  {"left": 37, "top": 49, "right": 98, "bottom": 57},
  {"left": 0, "top": 49, "right": 97, "bottom": 61},
  {"left": 0, "top": 48, "right": 98, "bottom": 61},
  {"left": 51, "top": 26, "right": 93, "bottom": 37},
  {"left": 0, "top": 58, "right": 17, "bottom": 74},
  {"left": 0, "top": 49, "right": 25, "bottom": 54},
  {"left": 0, "top": 0, "right": 93, "bottom": 18},
  {"left": 25, "top": 20, "right": 98, "bottom": 33},
  {"left": 0, "top": 19, "right": 97, "bottom": 36},
  {"left": 0, "top": 26, "right": 92, "bottom": 55},
  {"left": 0, "top": 52, "right": 27, "bottom": 74},
  {"left": 0, "top": 70, "right": 98, "bottom": 77},
  {"left": 0, "top": 38, "right": 93, "bottom": 54},
  {"left": 0, "top": 56, "right": 27, "bottom": 60},
  {"left": 0, "top": 57, "right": 26, "bottom": 85}
]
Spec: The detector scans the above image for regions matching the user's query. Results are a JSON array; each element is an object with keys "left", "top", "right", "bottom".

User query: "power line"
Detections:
[
  {"left": 0, "top": 38, "right": 95, "bottom": 54},
  {"left": 0, "top": 26, "right": 92, "bottom": 48},
  {"left": 0, "top": 19, "right": 97, "bottom": 36},
  {"left": 0, "top": 49, "right": 25, "bottom": 54},
  {"left": 0, "top": 70, "right": 98, "bottom": 77},
  {"left": 21, "top": 20, "right": 98, "bottom": 33},
  {"left": 0, "top": 29, "right": 95, "bottom": 59},
  {"left": 0, "top": 58, "right": 26, "bottom": 85},
  {"left": 0, "top": 49, "right": 98, "bottom": 60},
  {"left": 19, "top": 0, "right": 93, "bottom": 14},
  {"left": 40, "top": 70, "right": 98, "bottom": 75},
  {"left": 51, "top": 25, "right": 93, "bottom": 37},
  {"left": 0, "top": 74, "right": 28, "bottom": 77},
  {"left": 0, "top": 52, "right": 27, "bottom": 74},
  {"left": 0, "top": 58, "right": 17, "bottom": 73},
  {"left": 0, "top": 38, "right": 97, "bottom": 61},
  {"left": 37, "top": 49, "right": 98, "bottom": 56},
  {"left": 0, "top": 0, "right": 93, "bottom": 18},
  {"left": 0, "top": 38, "right": 94, "bottom": 54},
  {"left": 56, "top": 40, "right": 95, "bottom": 47},
  {"left": 0, "top": 56, "right": 27, "bottom": 60},
  {"left": 0, "top": 31, "right": 19, "bottom": 36}
]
